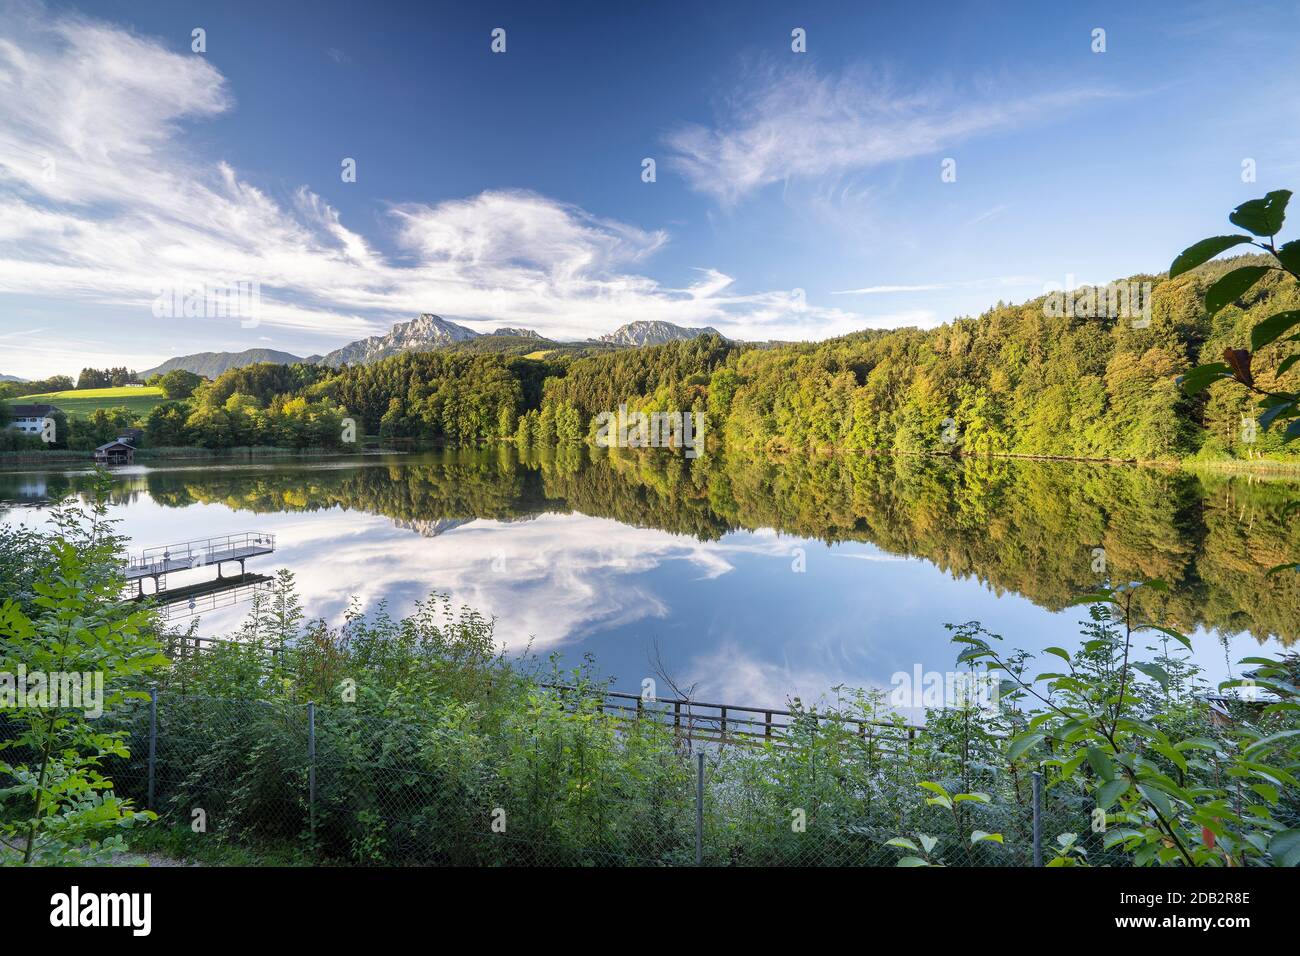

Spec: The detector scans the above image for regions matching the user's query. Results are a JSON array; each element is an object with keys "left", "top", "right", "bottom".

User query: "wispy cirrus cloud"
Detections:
[
  {"left": 831, "top": 275, "right": 1042, "bottom": 296},
  {"left": 0, "top": 4, "right": 926, "bottom": 376},
  {"left": 832, "top": 283, "right": 947, "bottom": 295},
  {"left": 666, "top": 61, "right": 1118, "bottom": 204}
]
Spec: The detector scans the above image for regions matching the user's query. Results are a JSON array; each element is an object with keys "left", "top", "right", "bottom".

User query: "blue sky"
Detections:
[{"left": 2, "top": 0, "right": 1299, "bottom": 377}]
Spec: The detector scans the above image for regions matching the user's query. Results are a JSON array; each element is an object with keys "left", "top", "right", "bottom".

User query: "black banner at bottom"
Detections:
[{"left": 0, "top": 864, "right": 1279, "bottom": 941}]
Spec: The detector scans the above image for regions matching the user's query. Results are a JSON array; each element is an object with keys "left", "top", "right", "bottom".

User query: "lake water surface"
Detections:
[{"left": 2, "top": 449, "right": 1295, "bottom": 719}]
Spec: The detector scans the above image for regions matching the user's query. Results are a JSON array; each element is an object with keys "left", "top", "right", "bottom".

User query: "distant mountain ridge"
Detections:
[
  {"left": 318, "top": 314, "right": 479, "bottom": 367},
  {"left": 597, "top": 320, "right": 723, "bottom": 346},
  {"left": 140, "top": 348, "right": 305, "bottom": 379},
  {"left": 0, "top": 373, "right": 26, "bottom": 382},
  {"left": 139, "top": 318, "right": 726, "bottom": 377}
]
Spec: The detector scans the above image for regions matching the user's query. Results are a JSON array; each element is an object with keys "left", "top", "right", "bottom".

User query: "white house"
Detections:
[{"left": 5, "top": 403, "right": 59, "bottom": 439}]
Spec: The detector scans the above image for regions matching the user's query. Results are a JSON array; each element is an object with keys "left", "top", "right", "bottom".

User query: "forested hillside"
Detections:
[
  {"left": 537, "top": 334, "right": 733, "bottom": 429},
  {"left": 317, "top": 351, "right": 559, "bottom": 444},
  {"left": 540, "top": 254, "right": 1300, "bottom": 462},
  {"left": 42, "top": 254, "right": 1299, "bottom": 461},
  {"left": 535, "top": 254, "right": 1300, "bottom": 463}
]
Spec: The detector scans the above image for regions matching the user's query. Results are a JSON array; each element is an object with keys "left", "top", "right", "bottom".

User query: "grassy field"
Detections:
[{"left": 20, "top": 386, "right": 169, "bottom": 419}]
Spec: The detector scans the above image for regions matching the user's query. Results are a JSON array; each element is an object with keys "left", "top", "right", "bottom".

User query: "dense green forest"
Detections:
[
  {"left": 194, "top": 252, "right": 1300, "bottom": 462},
  {"left": 7, "top": 252, "right": 1299, "bottom": 461},
  {"left": 538, "top": 254, "right": 1299, "bottom": 462}
]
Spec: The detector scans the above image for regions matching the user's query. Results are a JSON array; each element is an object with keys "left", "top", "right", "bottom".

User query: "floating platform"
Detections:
[{"left": 123, "top": 532, "right": 276, "bottom": 582}]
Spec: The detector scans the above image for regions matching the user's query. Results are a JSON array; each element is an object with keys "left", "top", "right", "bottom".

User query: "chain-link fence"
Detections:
[{"left": 69, "top": 689, "right": 1126, "bottom": 867}]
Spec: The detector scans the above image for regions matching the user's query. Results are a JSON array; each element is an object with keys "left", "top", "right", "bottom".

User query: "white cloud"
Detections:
[
  {"left": 157, "top": 507, "right": 811, "bottom": 655},
  {"left": 680, "top": 643, "right": 860, "bottom": 711},
  {"left": 0, "top": 6, "right": 920, "bottom": 376},
  {"left": 394, "top": 191, "right": 668, "bottom": 276},
  {"left": 832, "top": 275, "right": 1043, "bottom": 297},
  {"left": 830, "top": 551, "right": 910, "bottom": 563},
  {"left": 832, "top": 284, "right": 947, "bottom": 296},
  {"left": 667, "top": 61, "right": 1115, "bottom": 203}
]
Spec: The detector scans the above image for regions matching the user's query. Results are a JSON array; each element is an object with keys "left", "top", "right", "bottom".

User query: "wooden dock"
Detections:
[{"left": 123, "top": 532, "right": 276, "bottom": 596}]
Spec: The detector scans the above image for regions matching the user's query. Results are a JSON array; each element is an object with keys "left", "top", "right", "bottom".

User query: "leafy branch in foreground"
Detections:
[
  {"left": 0, "top": 473, "right": 169, "bottom": 864},
  {"left": 1173, "top": 190, "right": 1300, "bottom": 439},
  {"left": 957, "top": 580, "right": 1300, "bottom": 866},
  {"left": 887, "top": 781, "right": 1003, "bottom": 866}
]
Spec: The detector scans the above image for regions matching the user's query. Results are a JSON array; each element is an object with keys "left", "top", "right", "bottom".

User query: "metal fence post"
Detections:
[
  {"left": 1031, "top": 770, "right": 1043, "bottom": 867},
  {"left": 147, "top": 685, "right": 157, "bottom": 809},
  {"left": 695, "top": 749, "right": 704, "bottom": 866},
  {"left": 307, "top": 701, "right": 316, "bottom": 844}
]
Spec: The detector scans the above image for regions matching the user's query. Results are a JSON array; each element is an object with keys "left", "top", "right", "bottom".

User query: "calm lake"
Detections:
[{"left": 2, "top": 449, "right": 1295, "bottom": 719}]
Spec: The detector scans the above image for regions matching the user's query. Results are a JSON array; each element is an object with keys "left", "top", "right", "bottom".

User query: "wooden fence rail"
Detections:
[
  {"left": 155, "top": 637, "right": 922, "bottom": 750},
  {"left": 541, "top": 683, "right": 920, "bottom": 749}
]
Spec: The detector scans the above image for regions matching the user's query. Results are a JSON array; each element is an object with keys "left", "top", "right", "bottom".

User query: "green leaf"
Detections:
[
  {"left": 886, "top": 837, "right": 920, "bottom": 851},
  {"left": 1278, "top": 354, "right": 1300, "bottom": 377},
  {"left": 1251, "top": 310, "right": 1300, "bottom": 350},
  {"left": 1156, "top": 845, "right": 1183, "bottom": 864},
  {"left": 1229, "top": 190, "right": 1292, "bottom": 237},
  {"left": 1132, "top": 661, "right": 1170, "bottom": 691},
  {"left": 1103, "top": 828, "right": 1144, "bottom": 849},
  {"left": 1205, "top": 266, "right": 1271, "bottom": 315},
  {"left": 1008, "top": 731, "right": 1047, "bottom": 761},
  {"left": 1174, "top": 737, "right": 1223, "bottom": 755},
  {"left": 1244, "top": 728, "right": 1300, "bottom": 758},
  {"left": 1278, "top": 239, "right": 1300, "bottom": 275},
  {"left": 1178, "top": 362, "right": 1231, "bottom": 395},
  {"left": 1138, "top": 784, "right": 1174, "bottom": 820},
  {"left": 896, "top": 856, "right": 929, "bottom": 867},
  {"left": 1151, "top": 741, "right": 1188, "bottom": 773},
  {"left": 970, "top": 830, "right": 1004, "bottom": 845},
  {"left": 1269, "top": 830, "right": 1300, "bottom": 867},
  {"left": 1258, "top": 401, "right": 1298, "bottom": 431},
  {"left": 1067, "top": 592, "right": 1118, "bottom": 607},
  {"left": 1043, "top": 646, "right": 1072, "bottom": 662},
  {"left": 1169, "top": 235, "right": 1255, "bottom": 278},
  {"left": 1250, "top": 782, "right": 1280, "bottom": 804},
  {"left": 1141, "top": 625, "right": 1194, "bottom": 652},
  {"left": 1116, "top": 717, "right": 1169, "bottom": 745},
  {"left": 1097, "top": 778, "right": 1130, "bottom": 810},
  {"left": 1060, "top": 748, "right": 1089, "bottom": 779},
  {"left": 1086, "top": 746, "right": 1116, "bottom": 782}
]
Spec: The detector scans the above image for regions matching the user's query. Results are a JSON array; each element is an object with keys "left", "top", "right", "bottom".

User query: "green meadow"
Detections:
[{"left": 21, "top": 385, "right": 168, "bottom": 419}]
